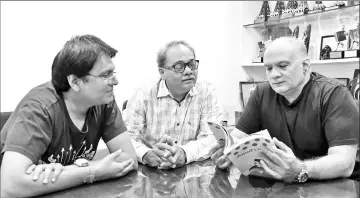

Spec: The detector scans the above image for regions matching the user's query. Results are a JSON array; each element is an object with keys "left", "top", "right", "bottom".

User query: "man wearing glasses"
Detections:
[
  {"left": 1, "top": 35, "right": 137, "bottom": 197},
  {"left": 125, "top": 40, "right": 223, "bottom": 169}
]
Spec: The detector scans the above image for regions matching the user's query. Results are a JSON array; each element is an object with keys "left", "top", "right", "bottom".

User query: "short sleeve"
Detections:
[
  {"left": 101, "top": 100, "right": 127, "bottom": 143},
  {"left": 323, "top": 86, "right": 359, "bottom": 147},
  {"left": 235, "top": 85, "right": 262, "bottom": 134},
  {"left": 1, "top": 103, "right": 52, "bottom": 163}
]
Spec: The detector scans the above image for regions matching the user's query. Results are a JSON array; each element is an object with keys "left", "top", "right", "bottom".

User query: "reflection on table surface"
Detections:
[{"left": 39, "top": 160, "right": 359, "bottom": 198}]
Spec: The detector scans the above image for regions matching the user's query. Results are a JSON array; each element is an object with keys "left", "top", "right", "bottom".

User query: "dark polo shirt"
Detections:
[{"left": 236, "top": 72, "right": 359, "bottom": 160}]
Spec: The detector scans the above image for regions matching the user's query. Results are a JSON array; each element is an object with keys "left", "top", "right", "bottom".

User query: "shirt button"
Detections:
[{"left": 177, "top": 123, "right": 180, "bottom": 126}]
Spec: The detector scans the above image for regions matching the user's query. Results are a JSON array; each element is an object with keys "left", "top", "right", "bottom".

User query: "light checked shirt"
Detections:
[{"left": 125, "top": 79, "right": 223, "bottom": 164}]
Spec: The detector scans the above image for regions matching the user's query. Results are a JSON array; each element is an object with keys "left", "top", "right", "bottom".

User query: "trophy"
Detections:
[
  {"left": 330, "top": 18, "right": 349, "bottom": 59},
  {"left": 269, "top": 1, "right": 285, "bottom": 21},
  {"left": 253, "top": 30, "right": 267, "bottom": 63},
  {"left": 255, "top": 1, "right": 270, "bottom": 23},
  {"left": 326, "top": 1, "right": 346, "bottom": 11},
  {"left": 301, "top": 24, "right": 312, "bottom": 53},
  {"left": 294, "top": 1, "right": 308, "bottom": 16},
  {"left": 309, "top": 1, "right": 325, "bottom": 14},
  {"left": 349, "top": 16, "right": 359, "bottom": 49},
  {"left": 346, "top": 16, "right": 360, "bottom": 57}
]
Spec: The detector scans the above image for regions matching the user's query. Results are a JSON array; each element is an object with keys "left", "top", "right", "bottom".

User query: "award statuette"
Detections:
[
  {"left": 253, "top": 30, "right": 267, "bottom": 63},
  {"left": 330, "top": 18, "right": 349, "bottom": 59},
  {"left": 253, "top": 41, "right": 265, "bottom": 63},
  {"left": 345, "top": 16, "right": 360, "bottom": 58},
  {"left": 255, "top": 1, "right": 270, "bottom": 23},
  {"left": 269, "top": 1, "right": 285, "bottom": 21},
  {"left": 308, "top": 1, "right": 325, "bottom": 14}
]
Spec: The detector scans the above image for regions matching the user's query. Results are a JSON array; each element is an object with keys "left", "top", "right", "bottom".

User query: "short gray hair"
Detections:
[
  {"left": 266, "top": 37, "right": 308, "bottom": 58},
  {"left": 156, "top": 40, "right": 196, "bottom": 68}
]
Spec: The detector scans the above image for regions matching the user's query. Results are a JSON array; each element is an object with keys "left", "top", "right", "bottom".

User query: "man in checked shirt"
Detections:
[{"left": 124, "top": 40, "right": 224, "bottom": 169}]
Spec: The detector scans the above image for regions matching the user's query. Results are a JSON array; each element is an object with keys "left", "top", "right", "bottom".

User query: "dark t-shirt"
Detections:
[
  {"left": 1, "top": 82, "right": 127, "bottom": 165},
  {"left": 236, "top": 72, "right": 359, "bottom": 160}
]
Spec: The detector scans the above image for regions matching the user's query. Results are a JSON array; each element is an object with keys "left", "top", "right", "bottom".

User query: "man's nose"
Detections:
[
  {"left": 183, "top": 65, "right": 194, "bottom": 75},
  {"left": 109, "top": 76, "right": 118, "bottom": 86},
  {"left": 269, "top": 68, "right": 281, "bottom": 78}
]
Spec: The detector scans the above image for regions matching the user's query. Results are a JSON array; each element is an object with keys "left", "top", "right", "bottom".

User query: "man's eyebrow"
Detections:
[
  {"left": 172, "top": 59, "right": 195, "bottom": 65},
  {"left": 277, "top": 61, "right": 290, "bottom": 64}
]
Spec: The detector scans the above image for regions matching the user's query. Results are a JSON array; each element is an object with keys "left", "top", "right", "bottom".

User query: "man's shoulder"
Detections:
[
  {"left": 310, "top": 72, "right": 347, "bottom": 93},
  {"left": 20, "top": 81, "right": 61, "bottom": 111}
]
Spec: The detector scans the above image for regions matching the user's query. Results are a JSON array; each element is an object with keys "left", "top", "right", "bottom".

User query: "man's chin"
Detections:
[
  {"left": 182, "top": 82, "right": 195, "bottom": 91},
  {"left": 272, "top": 87, "right": 289, "bottom": 95}
]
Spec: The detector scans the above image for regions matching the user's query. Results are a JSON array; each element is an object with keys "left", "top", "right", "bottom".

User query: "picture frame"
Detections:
[
  {"left": 335, "top": 78, "right": 350, "bottom": 86},
  {"left": 239, "top": 81, "right": 267, "bottom": 110},
  {"left": 320, "top": 35, "right": 337, "bottom": 59}
]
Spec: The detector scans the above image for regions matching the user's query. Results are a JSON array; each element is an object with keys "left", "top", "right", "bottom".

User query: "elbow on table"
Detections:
[
  {"left": 342, "top": 161, "right": 356, "bottom": 178},
  {"left": 341, "top": 160, "right": 355, "bottom": 178}
]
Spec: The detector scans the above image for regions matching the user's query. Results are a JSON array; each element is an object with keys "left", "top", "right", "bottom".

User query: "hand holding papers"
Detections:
[{"left": 208, "top": 122, "right": 275, "bottom": 176}]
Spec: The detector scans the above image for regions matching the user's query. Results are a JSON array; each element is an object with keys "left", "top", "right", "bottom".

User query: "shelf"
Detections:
[
  {"left": 243, "top": 5, "right": 359, "bottom": 29},
  {"left": 242, "top": 58, "right": 359, "bottom": 67}
]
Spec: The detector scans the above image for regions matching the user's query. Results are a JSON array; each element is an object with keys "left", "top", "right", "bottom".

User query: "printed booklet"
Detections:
[{"left": 207, "top": 122, "right": 275, "bottom": 175}]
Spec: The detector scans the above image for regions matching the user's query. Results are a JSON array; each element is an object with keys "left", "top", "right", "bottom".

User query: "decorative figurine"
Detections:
[{"left": 255, "top": 1, "right": 271, "bottom": 23}]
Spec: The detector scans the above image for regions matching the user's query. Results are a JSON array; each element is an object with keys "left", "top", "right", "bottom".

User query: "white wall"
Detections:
[{"left": 1, "top": 1, "right": 256, "bottom": 123}]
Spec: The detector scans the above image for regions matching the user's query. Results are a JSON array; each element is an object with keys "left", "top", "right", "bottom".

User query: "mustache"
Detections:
[{"left": 182, "top": 76, "right": 195, "bottom": 80}]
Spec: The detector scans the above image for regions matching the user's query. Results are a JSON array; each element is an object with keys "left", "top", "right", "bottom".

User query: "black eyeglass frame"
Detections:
[{"left": 163, "top": 59, "right": 200, "bottom": 73}]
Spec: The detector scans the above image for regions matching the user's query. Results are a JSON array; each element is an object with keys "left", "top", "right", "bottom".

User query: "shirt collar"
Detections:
[{"left": 157, "top": 79, "right": 199, "bottom": 98}]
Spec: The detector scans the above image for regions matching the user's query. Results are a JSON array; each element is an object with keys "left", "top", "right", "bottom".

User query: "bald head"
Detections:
[{"left": 264, "top": 37, "right": 308, "bottom": 60}]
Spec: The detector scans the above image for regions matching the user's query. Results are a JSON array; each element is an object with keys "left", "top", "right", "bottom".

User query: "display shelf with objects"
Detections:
[
  {"left": 242, "top": 57, "right": 359, "bottom": 67},
  {"left": 244, "top": 3, "right": 359, "bottom": 29},
  {"left": 241, "top": 1, "right": 359, "bottom": 81}
]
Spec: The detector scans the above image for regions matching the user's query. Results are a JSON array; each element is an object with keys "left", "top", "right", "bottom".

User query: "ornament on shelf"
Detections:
[
  {"left": 269, "top": 1, "right": 285, "bottom": 21},
  {"left": 301, "top": 24, "right": 312, "bottom": 53},
  {"left": 309, "top": 1, "right": 325, "bottom": 13},
  {"left": 255, "top": 1, "right": 270, "bottom": 23},
  {"left": 325, "top": 1, "right": 346, "bottom": 11}
]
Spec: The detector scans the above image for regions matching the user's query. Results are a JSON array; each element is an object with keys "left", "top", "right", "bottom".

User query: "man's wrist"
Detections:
[
  {"left": 295, "top": 161, "right": 309, "bottom": 183},
  {"left": 84, "top": 166, "right": 96, "bottom": 184},
  {"left": 142, "top": 150, "right": 150, "bottom": 164},
  {"left": 180, "top": 148, "right": 187, "bottom": 165}
]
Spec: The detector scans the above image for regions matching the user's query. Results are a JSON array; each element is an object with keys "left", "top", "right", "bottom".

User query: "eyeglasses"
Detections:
[
  {"left": 163, "top": 59, "right": 199, "bottom": 73},
  {"left": 88, "top": 71, "right": 117, "bottom": 81}
]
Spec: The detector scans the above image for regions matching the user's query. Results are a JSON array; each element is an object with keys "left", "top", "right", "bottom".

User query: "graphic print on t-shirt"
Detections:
[{"left": 37, "top": 140, "right": 96, "bottom": 165}]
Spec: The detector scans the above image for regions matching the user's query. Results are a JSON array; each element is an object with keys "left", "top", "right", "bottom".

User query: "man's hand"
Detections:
[
  {"left": 209, "top": 140, "right": 232, "bottom": 169},
  {"left": 143, "top": 150, "right": 166, "bottom": 167},
  {"left": 91, "top": 149, "right": 135, "bottom": 181},
  {"left": 260, "top": 137, "right": 302, "bottom": 183},
  {"left": 160, "top": 136, "right": 186, "bottom": 169},
  {"left": 26, "top": 163, "right": 64, "bottom": 184},
  {"left": 143, "top": 136, "right": 172, "bottom": 168}
]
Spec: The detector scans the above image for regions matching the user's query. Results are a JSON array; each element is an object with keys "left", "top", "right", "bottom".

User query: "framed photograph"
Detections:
[
  {"left": 335, "top": 78, "right": 350, "bottom": 86},
  {"left": 239, "top": 81, "right": 267, "bottom": 110},
  {"left": 320, "top": 35, "right": 338, "bottom": 59}
]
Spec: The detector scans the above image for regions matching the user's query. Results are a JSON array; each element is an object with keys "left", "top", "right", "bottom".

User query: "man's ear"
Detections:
[
  {"left": 302, "top": 59, "right": 311, "bottom": 75},
  {"left": 158, "top": 67, "right": 165, "bottom": 80},
  {"left": 67, "top": 74, "right": 80, "bottom": 92}
]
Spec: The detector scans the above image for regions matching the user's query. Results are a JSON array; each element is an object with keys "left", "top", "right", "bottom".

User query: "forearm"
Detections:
[
  {"left": 130, "top": 137, "right": 151, "bottom": 164},
  {"left": 1, "top": 164, "right": 91, "bottom": 197},
  {"left": 115, "top": 151, "right": 138, "bottom": 170},
  {"left": 305, "top": 153, "right": 356, "bottom": 180},
  {"left": 180, "top": 134, "right": 217, "bottom": 164}
]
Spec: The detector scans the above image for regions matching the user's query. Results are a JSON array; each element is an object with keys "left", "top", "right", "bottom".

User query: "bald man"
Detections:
[{"left": 210, "top": 37, "right": 359, "bottom": 183}]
